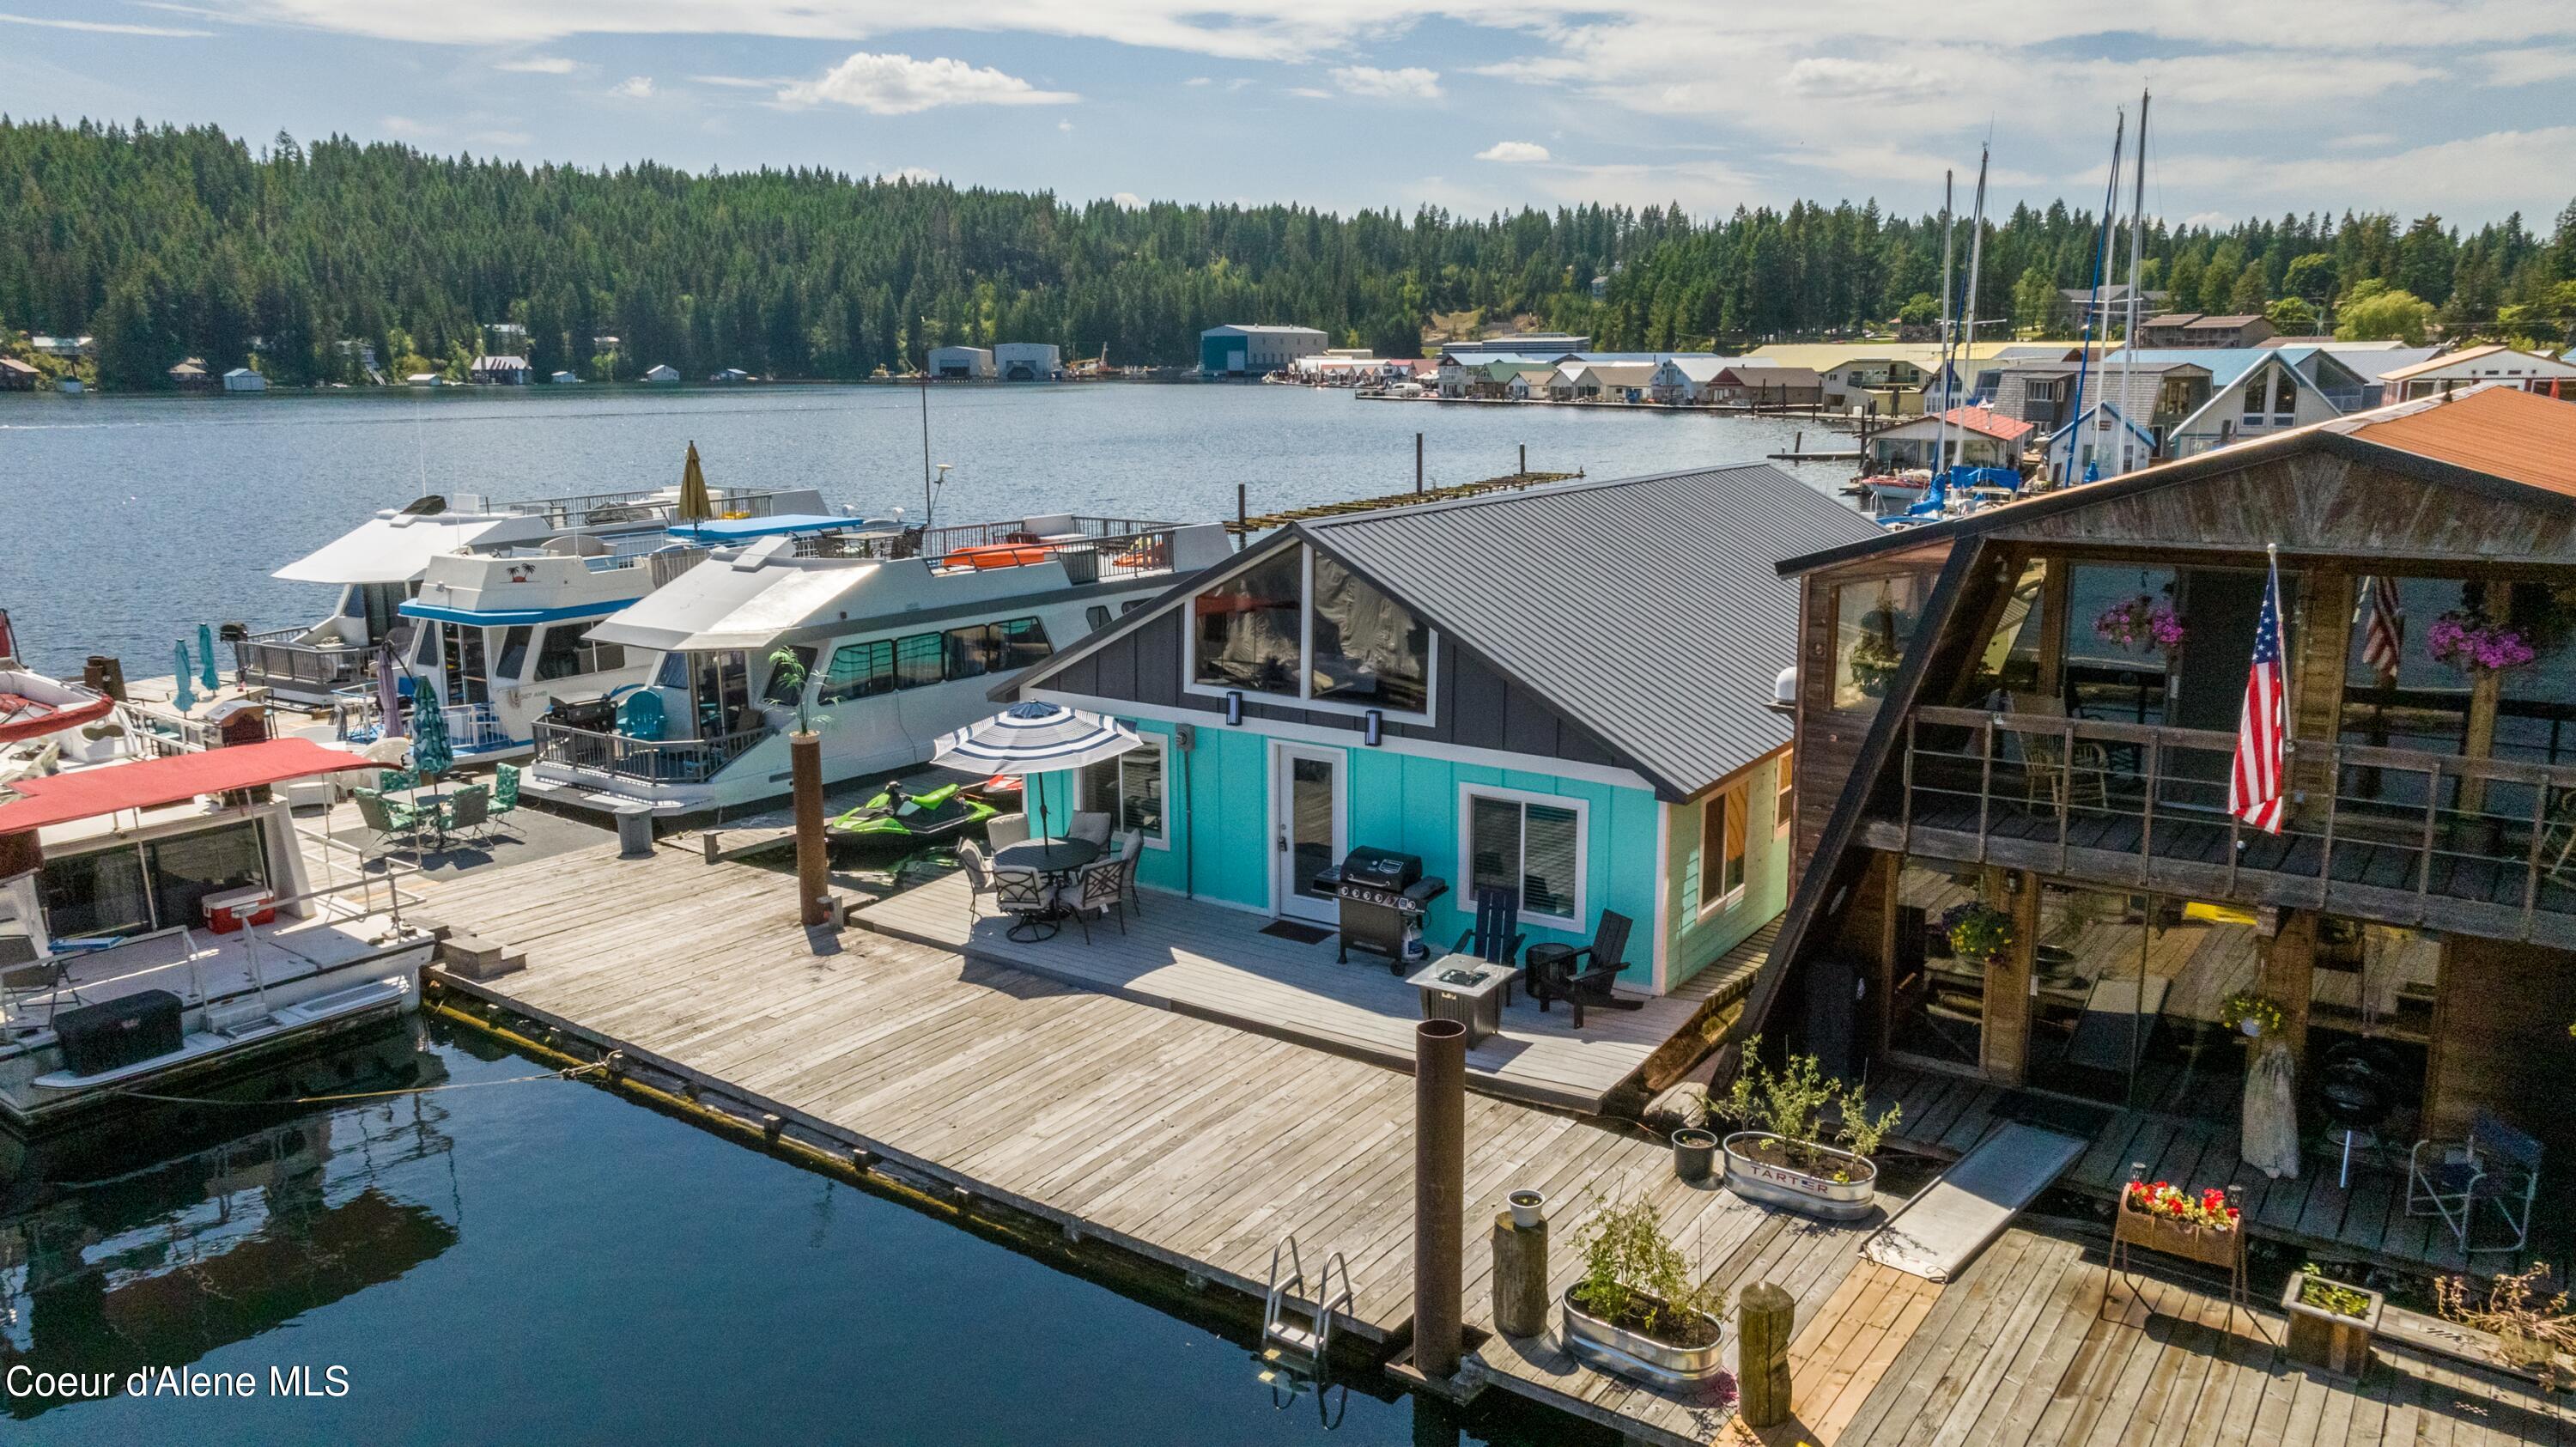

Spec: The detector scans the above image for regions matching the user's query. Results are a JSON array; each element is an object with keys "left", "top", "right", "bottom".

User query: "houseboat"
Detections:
[
  {"left": 991, "top": 465, "right": 1881, "bottom": 996},
  {"left": 241, "top": 483, "right": 832, "bottom": 706},
  {"left": 1851, "top": 405, "right": 2035, "bottom": 515},
  {"left": 525, "top": 515, "right": 1235, "bottom": 818},
  {"left": 1746, "top": 385, "right": 2576, "bottom": 1268},
  {"left": 0, "top": 738, "right": 432, "bottom": 1129}
]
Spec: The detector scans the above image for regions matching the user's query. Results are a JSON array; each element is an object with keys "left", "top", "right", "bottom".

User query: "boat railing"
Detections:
[
  {"left": 501, "top": 484, "right": 809, "bottom": 532},
  {"left": 122, "top": 702, "right": 222, "bottom": 757},
  {"left": 234, "top": 629, "right": 373, "bottom": 693},
  {"left": 1886, "top": 702, "right": 2576, "bottom": 943},
  {"left": 532, "top": 720, "right": 771, "bottom": 784},
  {"left": 917, "top": 516, "right": 1170, "bottom": 557}
]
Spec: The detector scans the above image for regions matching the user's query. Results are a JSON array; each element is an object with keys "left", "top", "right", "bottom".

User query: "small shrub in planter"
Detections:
[
  {"left": 1561, "top": 1195, "right": 1726, "bottom": 1389},
  {"left": 2283, "top": 1262, "right": 2384, "bottom": 1380},
  {"left": 2437, "top": 1265, "right": 2576, "bottom": 1389},
  {"left": 1713, "top": 1037, "right": 1901, "bottom": 1221}
]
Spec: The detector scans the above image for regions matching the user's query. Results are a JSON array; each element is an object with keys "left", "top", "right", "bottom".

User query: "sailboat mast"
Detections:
[
  {"left": 2062, "top": 112, "right": 2123, "bottom": 483},
  {"left": 1959, "top": 146, "right": 1990, "bottom": 429},
  {"left": 1933, "top": 169, "right": 1955, "bottom": 484},
  {"left": 2117, "top": 88, "right": 2150, "bottom": 475}
]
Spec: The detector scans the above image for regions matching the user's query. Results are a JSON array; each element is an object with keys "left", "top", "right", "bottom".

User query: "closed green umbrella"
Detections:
[
  {"left": 173, "top": 641, "right": 196, "bottom": 712},
  {"left": 196, "top": 623, "right": 219, "bottom": 692},
  {"left": 409, "top": 693, "right": 453, "bottom": 786}
]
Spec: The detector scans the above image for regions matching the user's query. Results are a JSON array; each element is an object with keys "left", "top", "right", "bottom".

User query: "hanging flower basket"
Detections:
[
  {"left": 1848, "top": 632, "right": 1903, "bottom": 697},
  {"left": 2218, "top": 990, "right": 2287, "bottom": 1040},
  {"left": 1940, "top": 902, "right": 2015, "bottom": 963},
  {"left": 2094, "top": 595, "right": 2186, "bottom": 655},
  {"left": 2427, "top": 610, "right": 2537, "bottom": 676}
]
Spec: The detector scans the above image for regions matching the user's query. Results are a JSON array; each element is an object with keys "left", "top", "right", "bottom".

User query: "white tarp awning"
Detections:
[
  {"left": 272, "top": 512, "right": 550, "bottom": 585},
  {"left": 586, "top": 554, "right": 878, "bottom": 654}
]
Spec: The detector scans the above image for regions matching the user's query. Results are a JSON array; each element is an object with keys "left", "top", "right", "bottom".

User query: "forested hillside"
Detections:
[{"left": 3, "top": 118, "right": 2572, "bottom": 387}]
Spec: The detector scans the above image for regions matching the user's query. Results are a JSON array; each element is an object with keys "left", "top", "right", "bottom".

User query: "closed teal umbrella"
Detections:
[
  {"left": 409, "top": 694, "right": 453, "bottom": 785},
  {"left": 197, "top": 623, "right": 219, "bottom": 692},
  {"left": 173, "top": 641, "right": 196, "bottom": 712}
]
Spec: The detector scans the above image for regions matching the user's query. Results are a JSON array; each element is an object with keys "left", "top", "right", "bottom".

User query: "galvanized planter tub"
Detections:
[
  {"left": 1722, "top": 1131, "right": 1876, "bottom": 1221},
  {"left": 1559, "top": 1286, "right": 1725, "bottom": 1390}
]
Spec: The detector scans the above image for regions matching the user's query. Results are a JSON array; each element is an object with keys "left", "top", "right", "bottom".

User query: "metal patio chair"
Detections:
[
  {"left": 2408, "top": 1108, "right": 2543, "bottom": 1255},
  {"left": 1069, "top": 858, "right": 1127, "bottom": 943},
  {"left": 987, "top": 812, "right": 1031, "bottom": 849}
]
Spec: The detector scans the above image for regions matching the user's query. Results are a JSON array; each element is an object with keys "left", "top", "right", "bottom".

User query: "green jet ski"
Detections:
[{"left": 827, "top": 777, "right": 999, "bottom": 846}]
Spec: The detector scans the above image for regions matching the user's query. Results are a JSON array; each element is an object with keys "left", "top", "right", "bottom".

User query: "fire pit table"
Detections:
[{"left": 1406, "top": 955, "right": 1518, "bottom": 1046}]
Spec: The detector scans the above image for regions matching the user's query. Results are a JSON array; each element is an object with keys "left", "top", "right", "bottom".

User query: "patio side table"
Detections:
[{"left": 1406, "top": 955, "right": 1516, "bottom": 1047}]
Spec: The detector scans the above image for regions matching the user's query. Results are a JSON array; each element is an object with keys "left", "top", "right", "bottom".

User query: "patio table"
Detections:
[
  {"left": 991, "top": 838, "right": 1103, "bottom": 940},
  {"left": 1406, "top": 955, "right": 1518, "bottom": 1046}
]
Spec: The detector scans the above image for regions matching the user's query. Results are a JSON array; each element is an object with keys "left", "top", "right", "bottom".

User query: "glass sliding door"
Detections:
[
  {"left": 2029, "top": 881, "right": 2151, "bottom": 1104},
  {"left": 1889, "top": 860, "right": 1988, "bottom": 1067}
]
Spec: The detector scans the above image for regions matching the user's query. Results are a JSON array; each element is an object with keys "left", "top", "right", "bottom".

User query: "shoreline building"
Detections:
[{"left": 1199, "top": 325, "right": 1327, "bottom": 377}]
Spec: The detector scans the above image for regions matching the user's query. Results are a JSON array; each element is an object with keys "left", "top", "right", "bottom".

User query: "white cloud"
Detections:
[
  {"left": 2153, "top": 126, "right": 2576, "bottom": 213},
  {"left": 2486, "top": 48, "right": 2576, "bottom": 86},
  {"left": 688, "top": 74, "right": 781, "bottom": 89},
  {"left": 1285, "top": 87, "right": 1333, "bottom": 99},
  {"left": 1329, "top": 64, "right": 1440, "bottom": 100},
  {"left": 1112, "top": 191, "right": 1143, "bottom": 207},
  {"left": 1475, "top": 140, "right": 1550, "bottom": 163},
  {"left": 779, "top": 52, "right": 1077, "bottom": 113},
  {"left": 380, "top": 114, "right": 434, "bottom": 137},
  {"left": 1183, "top": 76, "right": 1211, "bottom": 86},
  {"left": 1783, "top": 57, "right": 1937, "bottom": 99},
  {"left": 1057, "top": 119, "right": 1073, "bottom": 131},
  {"left": 471, "top": 129, "right": 532, "bottom": 145},
  {"left": 495, "top": 55, "right": 574, "bottom": 73},
  {"left": 0, "top": 10, "right": 209, "bottom": 35},
  {"left": 887, "top": 166, "right": 939, "bottom": 183},
  {"left": 610, "top": 75, "right": 653, "bottom": 98}
]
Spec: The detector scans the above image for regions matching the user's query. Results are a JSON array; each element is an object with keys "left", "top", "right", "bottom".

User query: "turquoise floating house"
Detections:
[{"left": 996, "top": 465, "right": 1881, "bottom": 995}]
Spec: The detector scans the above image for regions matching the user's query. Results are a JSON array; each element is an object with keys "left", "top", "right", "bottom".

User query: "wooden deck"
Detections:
[
  {"left": 854, "top": 871, "right": 1769, "bottom": 1113},
  {"left": 1862, "top": 1064, "right": 2546, "bottom": 1279},
  {"left": 417, "top": 843, "right": 1826, "bottom": 1446}
]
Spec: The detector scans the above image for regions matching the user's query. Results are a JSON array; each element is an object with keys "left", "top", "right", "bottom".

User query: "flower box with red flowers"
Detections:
[{"left": 2114, "top": 1181, "right": 2244, "bottom": 1269}]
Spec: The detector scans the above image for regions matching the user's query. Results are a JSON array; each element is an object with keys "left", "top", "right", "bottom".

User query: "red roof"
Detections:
[
  {"left": 1930, "top": 405, "right": 2036, "bottom": 442},
  {"left": 2345, "top": 385, "right": 2576, "bottom": 498},
  {"left": 0, "top": 739, "right": 375, "bottom": 835}
]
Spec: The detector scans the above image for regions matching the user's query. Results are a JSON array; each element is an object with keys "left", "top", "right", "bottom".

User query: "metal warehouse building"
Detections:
[{"left": 1199, "top": 325, "right": 1327, "bottom": 377}]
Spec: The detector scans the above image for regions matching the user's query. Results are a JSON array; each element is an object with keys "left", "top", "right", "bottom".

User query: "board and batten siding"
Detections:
[
  {"left": 1665, "top": 753, "right": 1791, "bottom": 989},
  {"left": 1042, "top": 610, "right": 1627, "bottom": 775}
]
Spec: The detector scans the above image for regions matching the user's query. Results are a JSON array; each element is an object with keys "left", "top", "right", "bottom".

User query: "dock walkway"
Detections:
[{"left": 421, "top": 844, "right": 2575, "bottom": 1446}]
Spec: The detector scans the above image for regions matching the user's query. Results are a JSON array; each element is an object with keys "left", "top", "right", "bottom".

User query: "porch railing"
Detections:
[
  {"left": 532, "top": 721, "right": 770, "bottom": 784},
  {"left": 233, "top": 628, "right": 371, "bottom": 694},
  {"left": 1880, "top": 704, "right": 2576, "bottom": 943}
]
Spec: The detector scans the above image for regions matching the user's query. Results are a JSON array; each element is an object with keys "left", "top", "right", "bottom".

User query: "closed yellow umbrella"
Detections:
[{"left": 677, "top": 441, "right": 714, "bottom": 522}]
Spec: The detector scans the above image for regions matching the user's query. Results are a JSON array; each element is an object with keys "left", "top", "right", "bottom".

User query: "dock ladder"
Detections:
[{"left": 1260, "top": 1233, "right": 1353, "bottom": 1369}]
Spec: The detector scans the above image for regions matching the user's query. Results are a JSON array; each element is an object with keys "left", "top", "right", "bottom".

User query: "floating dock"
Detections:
[{"left": 419, "top": 844, "right": 2573, "bottom": 1447}]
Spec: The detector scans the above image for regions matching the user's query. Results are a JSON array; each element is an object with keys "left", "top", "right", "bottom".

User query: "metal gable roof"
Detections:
[{"left": 1298, "top": 465, "right": 1882, "bottom": 798}]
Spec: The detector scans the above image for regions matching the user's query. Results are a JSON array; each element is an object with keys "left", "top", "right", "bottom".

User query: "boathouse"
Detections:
[
  {"left": 993, "top": 342, "right": 1060, "bottom": 380},
  {"left": 1199, "top": 324, "right": 1326, "bottom": 377},
  {"left": 926, "top": 345, "right": 993, "bottom": 380},
  {"left": 1749, "top": 384, "right": 2576, "bottom": 1269},
  {"left": 993, "top": 464, "right": 1880, "bottom": 994}
]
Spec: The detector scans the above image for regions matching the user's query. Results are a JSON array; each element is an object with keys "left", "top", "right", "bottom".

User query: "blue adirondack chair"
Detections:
[{"left": 1444, "top": 886, "right": 1526, "bottom": 978}]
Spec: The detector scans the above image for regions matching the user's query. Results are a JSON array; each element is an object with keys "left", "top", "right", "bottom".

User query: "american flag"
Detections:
[
  {"left": 2230, "top": 556, "right": 2290, "bottom": 835},
  {"left": 2362, "top": 575, "right": 2404, "bottom": 684}
]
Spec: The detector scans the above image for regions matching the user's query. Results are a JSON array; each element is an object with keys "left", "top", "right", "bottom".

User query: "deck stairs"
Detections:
[{"left": 1258, "top": 1233, "right": 1353, "bottom": 1370}]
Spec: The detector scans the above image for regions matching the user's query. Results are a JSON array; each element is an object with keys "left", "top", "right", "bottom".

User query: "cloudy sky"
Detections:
[{"left": 7, "top": 0, "right": 2573, "bottom": 226}]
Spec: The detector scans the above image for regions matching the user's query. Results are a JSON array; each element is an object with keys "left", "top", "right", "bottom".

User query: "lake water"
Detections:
[
  {"left": 0, "top": 382, "right": 1841, "bottom": 676},
  {"left": 4, "top": 1018, "right": 1601, "bottom": 1446}
]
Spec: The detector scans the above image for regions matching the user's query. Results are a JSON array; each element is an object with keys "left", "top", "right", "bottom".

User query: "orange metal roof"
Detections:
[
  {"left": 2345, "top": 385, "right": 2576, "bottom": 498},
  {"left": 1932, "top": 405, "right": 2035, "bottom": 442}
]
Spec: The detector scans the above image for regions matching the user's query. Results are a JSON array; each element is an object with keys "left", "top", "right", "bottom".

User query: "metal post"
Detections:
[
  {"left": 1236, "top": 482, "right": 1247, "bottom": 550},
  {"left": 1415, "top": 432, "right": 1424, "bottom": 493},
  {"left": 1413, "top": 1018, "right": 1467, "bottom": 1379},
  {"left": 792, "top": 732, "right": 831, "bottom": 927},
  {"left": 1517, "top": 442, "right": 1526, "bottom": 476}
]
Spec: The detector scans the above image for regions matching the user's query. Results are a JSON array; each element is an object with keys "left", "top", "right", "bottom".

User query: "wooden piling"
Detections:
[
  {"left": 791, "top": 732, "right": 830, "bottom": 927},
  {"left": 1738, "top": 1280, "right": 1795, "bottom": 1428},
  {"left": 1414, "top": 1018, "right": 1467, "bottom": 1378},
  {"left": 1415, "top": 431, "right": 1425, "bottom": 492},
  {"left": 1489, "top": 1210, "right": 1549, "bottom": 1338}
]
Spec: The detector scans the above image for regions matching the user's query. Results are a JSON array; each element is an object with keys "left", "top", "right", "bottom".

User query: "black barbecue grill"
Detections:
[{"left": 1312, "top": 846, "right": 1449, "bottom": 970}]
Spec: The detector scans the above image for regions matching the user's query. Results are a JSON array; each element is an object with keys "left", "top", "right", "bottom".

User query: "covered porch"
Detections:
[{"left": 854, "top": 870, "right": 1768, "bottom": 1113}]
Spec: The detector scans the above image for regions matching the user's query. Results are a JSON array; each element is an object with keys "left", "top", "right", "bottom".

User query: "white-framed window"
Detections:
[
  {"left": 1182, "top": 544, "right": 1437, "bottom": 722},
  {"left": 1458, "top": 784, "right": 1585, "bottom": 928},
  {"left": 1079, "top": 731, "right": 1169, "bottom": 848},
  {"left": 1699, "top": 783, "right": 1747, "bottom": 916}
]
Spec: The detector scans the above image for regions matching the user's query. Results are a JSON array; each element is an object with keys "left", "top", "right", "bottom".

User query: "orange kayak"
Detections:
[{"left": 947, "top": 543, "right": 1054, "bottom": 570}]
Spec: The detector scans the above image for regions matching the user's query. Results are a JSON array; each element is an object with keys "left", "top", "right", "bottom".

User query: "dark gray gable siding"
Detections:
[{"left": 1035, "top": 596, "right": 1630, "bottom": 776}]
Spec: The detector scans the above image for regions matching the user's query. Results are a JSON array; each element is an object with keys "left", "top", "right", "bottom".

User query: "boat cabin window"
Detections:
[
  {"left": 412, "top": 622, "right": 441, "bottom": 670},
  {"left": 441, "top": 623, "right": 491, "bottom": 706},
  {"left": 762, "top": 647, "right": 817, "bottom": 707},
  {"left": 818, "top": 640, "right": 896, "bottom": 702},
  {"left": 1830, "top": 574, "right": 1926, "bottom": 714},
  {"left": 38, "top": 819, "right": 269, "bottom": 940},
  {"left": 1462, "top": 788, "right": 1583, "bottom": 927},
  {"left": 338, "top": 581, "right": 409, "bottom": 641},
  {"left": 1078, "top": 733, "right": 1166, "bottom": 846},
  {"left": 533, "top": 624, "right": 624, "bottom": 682},
  {"left": 495, "top": 625, "right": 534, "bottom": 681},
  {"left": 1310, "top": 554, "right": 1429, "bottom": 713},
  {"left": 690, "top": 651, "right": 752, "bottom": 736},
  {"left": 896, "top": 634, "right": 945, "bottom": 690},
  {"left": 1192, "top": 549, "right": 1303, "bottom": 697},
  {"left": 654, "top": 651, "right": 690, "bottom": 691}
]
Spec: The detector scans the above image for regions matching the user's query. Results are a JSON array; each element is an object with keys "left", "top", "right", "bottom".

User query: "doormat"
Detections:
[
  {"left": 1258, "top": 920, "right": 1335, "bottom": 945},
  {"left": 1993, "top": 1090, "right": 2117, "bottom": 1141}
]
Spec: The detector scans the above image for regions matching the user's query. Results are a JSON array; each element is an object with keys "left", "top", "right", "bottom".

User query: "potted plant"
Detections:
[
  {"left": 2217, "top": 990, "right": 2286, "bottom": 1040},
  {"left": 1940, "top": 901, "right": 2015, "bottom": 964},
  {"left": 1713, "top": 1037, "right": 1902, "bottom": 1222},
  {"left": 2436, "top": 1266, "right": 2576, "bottom": 1388},
  {"left": 2283, "top": 1262, "right": 2385, "bottom": 1380},
  {"left": 1561, "top": 1195, "right": 1726, "bottom": 1390},
  {"left": 2116, "top": 1179, "right": 2244, "bottom": 1266},
  {"left": 1671, "top": 1127, "right": 1718, "bottom": 1183},
  {"left": 2094, "top": 593, "right": 2186, "bottom": 655}
]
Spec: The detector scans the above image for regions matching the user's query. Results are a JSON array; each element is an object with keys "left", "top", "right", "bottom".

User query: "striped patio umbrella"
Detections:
[
  {"left": 931, "top": 702, "right": 1139, "bottom": 839},
  {"left": 677, "top": 441, "right": 714, "bottom": 523}
]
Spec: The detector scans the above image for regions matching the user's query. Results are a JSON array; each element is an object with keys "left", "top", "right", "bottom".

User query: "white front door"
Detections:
[{"left": 1273, "top": 744, "right": 1346, "bottom": 924}]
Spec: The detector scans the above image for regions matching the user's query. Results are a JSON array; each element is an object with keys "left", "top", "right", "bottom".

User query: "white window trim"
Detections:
[
  {"left": 1179, "top": 542, "right": 1439, "bottom": 726},
  {"left": 1697, "top": 782, "right": 1748, "bottom": 921},
  {"left": 1455, "top": 782, "right": 1588, "bottom": 930},
  {"left": 1080, "top": 730, "right": 1172, "bottom": 851}
]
